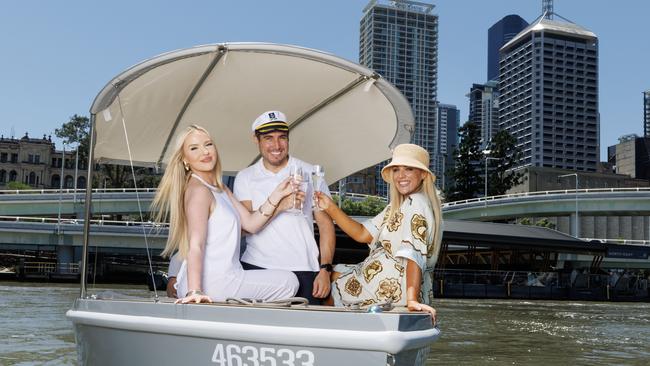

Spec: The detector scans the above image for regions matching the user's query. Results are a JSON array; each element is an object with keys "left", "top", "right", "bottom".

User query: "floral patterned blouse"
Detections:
[{"left": 331, "top": 191, "right": 437, "bottom": 307}]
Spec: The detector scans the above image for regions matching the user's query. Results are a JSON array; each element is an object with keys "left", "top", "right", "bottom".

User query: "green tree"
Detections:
[
  {"left": 486, "top": 129, "right": 524, "bottom": 196},
  {"left": 55, "top": 114, "right": 159, "bottom": 188},
  {"left": 55, "top": 114, "right": 90, "bottom": 161},
  {"left": 518, "top": 217, "right": 556, "bottom": 230},
  {"left": 445, "top": 122, "right": 482, "bottom": 201},
  {"left": 333, "top": 195, "right": 387, "bottom": 216},
  {"left": 6, "top": 181, "right": 32, "bottom": 190}
]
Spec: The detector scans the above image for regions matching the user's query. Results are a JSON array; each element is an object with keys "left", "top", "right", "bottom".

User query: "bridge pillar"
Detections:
[
  {"left": 57, "top": 245, "right": 75, "bottom": 273},
  {"left": 569, "top": 213, "right": 578, "bottom": 237},
  {"left": 74, "top": 201, "right": 87, "bottom": 219},
  {"left": 631, "top": 216, "right": 644, "bottom": 240},
  {"left": 595, "top": 216, "right": 607, "bottom": 239}
]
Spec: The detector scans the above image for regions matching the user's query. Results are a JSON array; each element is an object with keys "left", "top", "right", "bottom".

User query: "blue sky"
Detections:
[{"left": 0, "top": 0, "right": 648, "bottom": 159}]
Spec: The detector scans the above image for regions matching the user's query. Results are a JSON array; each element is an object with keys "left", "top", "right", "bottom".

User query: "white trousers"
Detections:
[{"left": 176, "top": 263, "right": 299, "bottom": 302}]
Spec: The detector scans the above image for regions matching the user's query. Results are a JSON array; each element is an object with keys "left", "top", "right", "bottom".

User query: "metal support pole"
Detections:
[
  {"left": 80, "top": 116, "right": 97, "bottom": 299},
  {"left": 57, "top": 144, "right": 65, "bottom": 234},
  {"left": 559, "top": 173, "right": 579, "bottom": 237},
  {"left": 73, "top": 146, "right": 79, "bottom": 202}
]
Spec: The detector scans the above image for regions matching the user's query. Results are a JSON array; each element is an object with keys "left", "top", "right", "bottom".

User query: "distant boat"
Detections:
[{"left": 66, "top": 43, "right": 439, "bottom": 365}]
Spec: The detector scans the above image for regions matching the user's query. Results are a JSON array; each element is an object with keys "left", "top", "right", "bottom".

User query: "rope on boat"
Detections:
[
  {"left": 116, "top": 92, "right": 160, "bottom": 303},
  {"left": 343, "top": 300, "right": 394, "bottom": 312},
  {"left": 224, "top": 297, "right": 309, "bottom": 307}
]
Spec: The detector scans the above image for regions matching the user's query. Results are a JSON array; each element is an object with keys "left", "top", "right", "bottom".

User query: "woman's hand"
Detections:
[
  {"left": 269, "top": 177, "right": 294, "bottom": 205},
  {"left": 407, "top": 300, "right": 437, "bottom": 325},
  {"left": 175, "top": 293, "right": 212, "bottom": 304},
  {"left": 314, "top": 191, "right": 336, "bottom": 212},
  {"left": 277, "top": 190, "right": 305, "bottom": 212}
]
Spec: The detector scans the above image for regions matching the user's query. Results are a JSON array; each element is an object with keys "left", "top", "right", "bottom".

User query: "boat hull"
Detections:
[{"left": 67, "top": 298, "right": 438, "bottom": 366}]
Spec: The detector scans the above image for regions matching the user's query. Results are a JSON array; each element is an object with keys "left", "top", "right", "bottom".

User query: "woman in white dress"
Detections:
[
  {"left": 316, "top": 144, "right": 442, "bottom": 322},
  {"left": 152, "top": 125, "right": 299, "bottom": 304}
]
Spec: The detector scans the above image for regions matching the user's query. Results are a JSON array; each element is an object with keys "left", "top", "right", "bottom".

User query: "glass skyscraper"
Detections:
[
  {"left": 643, "top": 90, "right": 650, "bottom": 137},
  {"left": 436, "top": 103, "right": 459, "bottom": 191},
  {"left": 499, "top": 14, "right": 599, "bottom": 171},
  {"left": 467, "top": 81, "right": 499, "bottom": 148},
  {"left": 359, "top": 0, "right": 438, "bottom": 196},
  {"left": 487, "top": 14, "right": 528, "bottom": 81}
]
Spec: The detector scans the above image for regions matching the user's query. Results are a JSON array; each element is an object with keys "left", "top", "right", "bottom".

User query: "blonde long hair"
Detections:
[
  {"left": 151, "top": 125, "right": 224, "bottom": 259},
  {"left": 386, "top": 172, "right": 442, "bottom": 267}
]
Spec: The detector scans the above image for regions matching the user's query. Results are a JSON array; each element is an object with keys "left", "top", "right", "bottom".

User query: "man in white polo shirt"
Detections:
[{"left": 234, "top": 110, "right": 335, "bottom": 304}]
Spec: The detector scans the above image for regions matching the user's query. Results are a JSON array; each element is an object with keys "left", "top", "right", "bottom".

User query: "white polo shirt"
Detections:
[{"left": 234, "top": 156, "right": 331, "bottom": 271}]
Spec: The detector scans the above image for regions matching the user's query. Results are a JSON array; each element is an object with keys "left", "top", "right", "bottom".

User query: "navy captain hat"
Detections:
[{"left": 252, "top": 110, "right": 289, "bottom": 134}]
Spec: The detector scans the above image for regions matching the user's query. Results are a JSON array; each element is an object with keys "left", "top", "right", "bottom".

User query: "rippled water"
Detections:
[
  {"left": 1, "top": 282, "right": 649, "bottom": 365},
  {"left": 429, "top": 299, "right": 650, "bottom": 365}
]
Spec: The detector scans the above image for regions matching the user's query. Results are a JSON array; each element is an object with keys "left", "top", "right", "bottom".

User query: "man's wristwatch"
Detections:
[{"left": 320, "top": 263, "right": 333, "bottom": 272}]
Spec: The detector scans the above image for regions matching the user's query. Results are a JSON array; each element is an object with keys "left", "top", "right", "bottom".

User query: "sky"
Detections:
[{"left": 1, "top": 0, "right": 648, "bottom": 159}]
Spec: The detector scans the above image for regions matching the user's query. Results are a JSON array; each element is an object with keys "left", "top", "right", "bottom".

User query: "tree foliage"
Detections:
[
  {"left": 55, "top": 114, "right": 90, "bottom": 161},
  {"left": 445, "top": 122, "right": 482, "bottom": 202},
  {"left": 55, "top": 114, "right": 160, "bottom": 188},
  {"left": 333, "top": 195, "right": 387, "bottom": 216},
  {"left": 6, "top": 181, "right": 32, "bottom": 190},
  {"left": 486, "top": 129, "right": 524, "bottom": 196},
  {"left": 519, "top": 217, "right": 556, "bottom": 230}
]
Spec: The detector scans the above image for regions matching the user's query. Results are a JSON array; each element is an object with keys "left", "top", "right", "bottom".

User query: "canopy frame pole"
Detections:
[
  {"left": 248, "top": 73, "right": 379, "bottom": 166},
  {"left": 157, "top": 46, "right": 227, "bottom": 166},
  {"left": 80, "top": 114, "right": 97, "bottom": 298}
]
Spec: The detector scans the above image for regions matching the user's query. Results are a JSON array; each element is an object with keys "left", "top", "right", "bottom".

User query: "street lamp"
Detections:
[
  {"left": 558, "top": 173, "right": 579, "bottom": 237},
  {"left": 73, "top": 144, "right": 79, "bottom": 202},
  {"left": 57, "top": 143, "right": 66, "bottom": 234},
  {"left": 482, "top": 150, "right": 499, "bottom": 206}
]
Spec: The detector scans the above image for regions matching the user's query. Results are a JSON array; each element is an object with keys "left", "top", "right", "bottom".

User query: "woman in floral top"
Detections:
[{"left": 316, "top": 144, "right": 442, "bottom": 321}]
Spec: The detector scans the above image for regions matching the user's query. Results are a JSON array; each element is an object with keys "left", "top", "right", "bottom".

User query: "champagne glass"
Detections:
[
  {"left": 311, "top": 165, "right": 325, "bottom": 211},
  {"left": 288, "top": 165, "right": 304, "bottom": 214}
]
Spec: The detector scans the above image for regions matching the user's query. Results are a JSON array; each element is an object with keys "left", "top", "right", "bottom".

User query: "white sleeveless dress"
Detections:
[{"left": 175, "top": 174, "right": 299, "bottom": 301}]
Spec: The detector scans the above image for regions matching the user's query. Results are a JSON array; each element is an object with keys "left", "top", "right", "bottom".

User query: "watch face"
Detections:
[{"left": 320, "top": 264, "right": 333, "bottom": 272}]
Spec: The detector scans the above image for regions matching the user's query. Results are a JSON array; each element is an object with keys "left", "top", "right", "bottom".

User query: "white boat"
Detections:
[{"left": 66, "top": 42, "right": 440, "bottom": 366}]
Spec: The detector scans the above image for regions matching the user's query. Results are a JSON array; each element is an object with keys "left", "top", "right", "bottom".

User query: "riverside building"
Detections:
[
  {"left": 0, "top": 133, "right": 86, "bottom": 189},
  {"left": 359, "top": 0, "right": 439, "bottom": 196},
  {"left": 498, "top": 12, "right": 599, "bottom": 171}
]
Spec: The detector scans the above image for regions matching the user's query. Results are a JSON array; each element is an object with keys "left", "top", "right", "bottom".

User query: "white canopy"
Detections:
[{"left": 90, "top": 43, "right": 414, "bottom": 184}]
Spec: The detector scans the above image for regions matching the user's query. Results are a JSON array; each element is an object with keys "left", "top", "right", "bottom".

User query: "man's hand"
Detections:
[
  {"left": 166, "top": 277, "right": 177, "bottom": 298},
  {"left": 312, "top": 270, "right": 331, "bottom": 299}
]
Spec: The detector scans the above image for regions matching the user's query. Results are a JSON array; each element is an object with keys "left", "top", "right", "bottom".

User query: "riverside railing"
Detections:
[{"left": 443, "top": 187, "right": 650, "bottom": 209}]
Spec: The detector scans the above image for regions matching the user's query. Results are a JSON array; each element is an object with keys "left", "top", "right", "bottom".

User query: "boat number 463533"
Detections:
[{"left": 212, "top": 344, "right": 316, "bottom": 366}]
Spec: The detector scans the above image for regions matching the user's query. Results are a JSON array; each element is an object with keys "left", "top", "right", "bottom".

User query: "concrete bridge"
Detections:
[
  {"left": 0, "top": 188, "right": 156, "bottom": 217},
  {"left": 0, "top": 188, "right": 377, "bottom": 217},
  {"left": 0, "top": 217, "right": 167, "bottom": 268},
  {"left": 443, "top": 188, "right": 650, "bottom": 242}
]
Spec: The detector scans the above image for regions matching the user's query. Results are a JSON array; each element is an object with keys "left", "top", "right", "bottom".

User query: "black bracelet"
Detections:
[{"left": 185, "top": 289, "right": 204, "bottom": 297}]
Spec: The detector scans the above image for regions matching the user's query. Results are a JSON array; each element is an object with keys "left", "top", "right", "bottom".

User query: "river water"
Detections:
[{"left": 1, "top": 282, "right": 649, "bottom": 365}]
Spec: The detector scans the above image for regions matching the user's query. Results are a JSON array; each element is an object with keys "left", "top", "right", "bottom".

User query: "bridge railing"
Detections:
[
  {"left": 443, "top": 187, "right": 650, "bottom": 209},
  {"left": 0, "top": 215, "right": 170, "bottom": 228},
  {"left": 0, "top": 187, "right": 158, "bottom": 195},
  {"left": 582, "top": 238, "right": 650, "bottom": 247},
  {"left": 22, "top": 261, "right": 80, "bottom": 274}
]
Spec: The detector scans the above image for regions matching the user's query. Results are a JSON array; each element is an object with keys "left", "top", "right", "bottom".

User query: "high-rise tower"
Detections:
[
  {"left": 487, "top": 15, "right": 528, "bottom": 81},
  {"left": 643, "top": 90, "right": 650, "bottom": 137},
  {"left": 499, "top": 12, "right": 599, "bottom": 171},
  {"left": 360, "top": 0, "right": 439, "bottom": 196},
  {"left": 467, "top": 81, "right": 499, "bottom": 147},
  {"left": 436, "top": 103, "right": 459, "bottom": 190}
]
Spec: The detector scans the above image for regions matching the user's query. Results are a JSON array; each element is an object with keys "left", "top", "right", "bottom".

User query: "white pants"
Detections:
[
  {"left": 231, "top": 269, "right": 299, "bottom": 301},
  {"left": 176, "top": 263, "right": 299, "bottom": 301}
]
